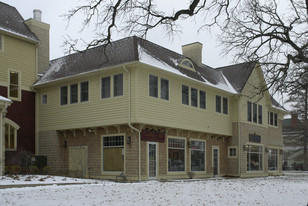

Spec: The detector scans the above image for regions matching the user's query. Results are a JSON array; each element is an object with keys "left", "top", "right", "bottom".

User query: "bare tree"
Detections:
[
  {"left": 286, "top": 73, "right": 308, "bottom": 170},
  {"left": 64, "top": 0, "right": 242, "bottom": 52},
  {"left": 219, "top": 0, "right": 308, "bottom": 94}
]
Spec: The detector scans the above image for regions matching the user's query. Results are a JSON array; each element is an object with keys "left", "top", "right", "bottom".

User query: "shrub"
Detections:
[
  {"left": 11, "top": 165, "right": 22, "bottom": 175},
  {"left": 28, "top": 166, "right": 39, "bottom": 174},
  {"left": 41, "top": 166, "right": 51, "bottom": 175}
]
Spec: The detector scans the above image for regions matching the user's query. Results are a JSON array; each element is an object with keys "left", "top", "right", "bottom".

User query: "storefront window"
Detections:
[
  {"left": 191, "top": 140, "right": 205, "bottom": 171},
  {"left": 168, "top": 138, "right": 185, "bottom": 172},
  {"left": 103, "top": 136, "right": 124, "bottom": 172},
  {"left": 247, "top": 145, "right": 263, "bottom": 171},
  {"left": 268, "top": 149, "right": 278, "bottom": 171}
]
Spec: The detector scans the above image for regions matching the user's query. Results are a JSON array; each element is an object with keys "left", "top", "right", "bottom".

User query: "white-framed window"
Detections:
[
  {"left": 149, "top": 75, "right": 158, "bottom": 98},
  {"left": 80, "top": 81, "right": 89, "bottom": 102},
  {"left": 70, "top": 84, "right": 78, "bottom": 104},
  {"left": 168, "top": 137, "right": 185, "bottom": 172},
  {"left": 223, "top": 97, "right": 228, "bottom": 114},
  {"left": 4, "top": 119, "right": 20, "bottom": 151},
  {"left": 161, "top": 78, "right": 169, "bottom": 100},
  {"left": 8, "top": 70, "right": 20, "bottom": 100},
  {"left": 0, "top": 34, "right": 3, "bottom": 51},
  {"left": 200, "top": 90, "right": 206, "bottom": 109},
  {"left": 42, "top": 94, "right": 47, "bottom": 104},
  {"left": 182, "top": 85, "right": 189, "bottom": 105},
  {"left": 179, "top": 59, "right": 195, "bottom": 71},
  {"left": 216, "top": 95, "right": 221, "bottom": 113},
  {"left": 101, "top": 76, "right": 111, "bottom": 99},
  {"left": 247, "top": 101, "right": 262, "bottom": 125},
  {"left": 228, "top": 146, "right": 237, "bottom": 158},
  {"left": 114, "top": 74, "right": 123, "bottom": 97},
  {"left": 268, "top": 111, "right": 278, "bottom": 127},
  {"left": 190, "top": 140, "right": 205, "bottom": 172},
  {"left": 216, "top": 95, "right": 228, "bottom": 114},
  {"left": 102, "top": 135, "right": 124, "bottom": 172},
  {"left": 191, "top": 88, "right": 198, "bottom": 107},
  {"left": 60, "top": 86, "right": 68, "bottom": 105},
  {"left": 247, "top": 145, "right": 263, "bottom": 171},
  {"left": 268, "top": 148, "right": 278, "bottom": 171}
]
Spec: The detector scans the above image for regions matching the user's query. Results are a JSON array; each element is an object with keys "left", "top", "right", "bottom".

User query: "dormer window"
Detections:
[{"left": 179, "top": 59, "right": 195, "bottom": 72}]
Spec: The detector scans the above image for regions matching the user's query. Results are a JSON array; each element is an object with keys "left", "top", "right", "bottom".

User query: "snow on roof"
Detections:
[{"left": 0, "top": 95, "right": 12, "bottom": 103}]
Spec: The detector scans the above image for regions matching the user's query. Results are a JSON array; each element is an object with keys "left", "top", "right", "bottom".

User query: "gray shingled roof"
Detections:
[
  {"left": 35, "top": 36, "right": 233, "bottom": 92},
  {"left": 0, "top": 1, "right": 39, "bottom": 42},
  {"left": 217, "top": 62, "right": 257, "bottom": 93}
]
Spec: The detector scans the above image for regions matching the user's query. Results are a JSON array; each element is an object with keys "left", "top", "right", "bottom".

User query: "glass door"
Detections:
[
  {"left": 148, "top": 142, "right": 158, "bottom": 179},
  {"left": 213, "top": 147, "right": 219, "bottom": 176}
]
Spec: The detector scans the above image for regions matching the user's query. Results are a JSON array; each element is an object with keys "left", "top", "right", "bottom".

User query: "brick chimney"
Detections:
[
  {"left": 25, "top": 10, "right": 50, "bottom": 75},
  {"left": 182, "top": 42, "right": 203, "bottom": 66}
]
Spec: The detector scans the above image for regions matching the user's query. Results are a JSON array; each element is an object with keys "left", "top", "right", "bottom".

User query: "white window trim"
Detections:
[
  {"left": 101, "top": 133, "right": 126, "bottom": 175},
  {"left": 41, "top": 94, "right": 48, "bottom": 105},
  {"left": 227, "top": 146, "right": 238, "bottom": 158},
  {"left": 4, "top": 118, "right": 20, "bottom": 151},
  {"left": 246, "top": 143, "right": 264, "bottom": 173},
  {"left": 179, "top": 58, "right": 196, "bottom": 71},
  {"left": 8, "top": 69, "right": 21, "bottom": 101},
  {"left": 189, "top": 138, "right": 206, "bottom": 173},
  {"left": 167, "top": 136, "right": 186, "bottom": 175}
]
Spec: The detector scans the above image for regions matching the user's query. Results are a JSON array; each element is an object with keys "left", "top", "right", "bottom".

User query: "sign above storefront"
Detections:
[
  {"left": 141, "top": 129, "right": 165, "bottom": 143},
  {"left": 249, "top": 133, "right": 261, "bottom": 143}
]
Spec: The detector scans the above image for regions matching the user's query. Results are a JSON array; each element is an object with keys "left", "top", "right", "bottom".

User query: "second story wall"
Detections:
[
  {"left": 0, "top": 34, "right": 37, "bottom": 95},
  {"left": 134, "top": 63, "right": 234, "bottom": 136}
]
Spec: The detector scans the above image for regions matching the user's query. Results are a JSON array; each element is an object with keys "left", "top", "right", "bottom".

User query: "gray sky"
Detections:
[{"left": 1, "top": 0, "right": 232, "bottom": 68}]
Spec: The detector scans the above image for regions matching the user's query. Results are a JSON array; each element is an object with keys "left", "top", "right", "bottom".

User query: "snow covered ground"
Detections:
[{"left": 0, "top": 173, "right": 307, "bottom": 206}]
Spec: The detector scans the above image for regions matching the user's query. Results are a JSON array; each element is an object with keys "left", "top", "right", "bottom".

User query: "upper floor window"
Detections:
[
  {"left": 199, "top": 90, "right": 206, "bottom": 109},
  {"left": 247, "top": 101, "right": 262, "bottom": 124},
  {"left": 114, "top": 74, "right": 123, "bottom": 97},
  {"left": 223, "top": 97, "right": 228, "bottom": 114},
  {"left": 9, "top": 71, "right": 20, "bottom": 99},
  {"left": 101, "top": 76, "right": 111, "bottom": 99},
  {"left": 70, "top": 84, "right": 78, "bottom": 104},
  {"left": 182, "top": 85, "right": 189, "bottom": 105},
  {"left": 0, "top": 34, "right": 3, "bottom": 51},
  {"left": 268, "top": 111, "right": 278, "bottom": 126},
  {"left": 216, "top": 95, "right": 221, "bottom": 113},
  {"left": 191, "top": 88, "right": 198, "bottom": 107},
  {"left": 179, "top": 59, "right": 195, "bottom": 71},
  {"left": 60, "top": 86, "right": 68, "bottom": 105},
  {"left": 42, "top": 94, "right": 47, "bottom": 104},
  {"left": 80, "top": 81, "right": 89, "bottom": 102},
  {"left": 161, "top": 78, "right": 169, "bottom": 100},
  {"left": 149, "top": 75, "right": 158, "bottom": 98}
]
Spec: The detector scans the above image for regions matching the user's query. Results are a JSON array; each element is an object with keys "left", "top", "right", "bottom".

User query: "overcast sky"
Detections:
[{"left": 1, "top": 0, "right": 233, "bottom": 68}]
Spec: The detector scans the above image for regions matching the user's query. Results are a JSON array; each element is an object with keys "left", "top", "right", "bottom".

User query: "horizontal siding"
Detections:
[
  {"left": 38, "top": 67, "right": 130, "bottom": 131},
  {"left": 0, "top": 34, "right": 37, "bottom": 89},
  {"left": 135, "top": 65, "right": 233, "bottom": 136}
]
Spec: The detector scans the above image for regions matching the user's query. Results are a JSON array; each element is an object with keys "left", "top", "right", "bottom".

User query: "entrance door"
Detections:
[
  {"left": 69, "top": 146, "right": 88, "bottom": 178},
  {"left": 212, "top": 147, "right": 219, "bottom": 176},
  {"left": 148, "top": 142, "right": 158, "bottom": 179}
]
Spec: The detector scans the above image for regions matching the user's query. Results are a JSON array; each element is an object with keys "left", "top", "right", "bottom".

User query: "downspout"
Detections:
[
  {"left": 0, "top": 107, "right": 3, "bottom": 175},
  {"left": 236, "top": 94, "right": 241, "bottom": 177},
  {"left": 123, "top": 65, "right": 141, "bottom": 182},
  {"left": 31, "top": 86, "right": 40, "bottom": 155}
]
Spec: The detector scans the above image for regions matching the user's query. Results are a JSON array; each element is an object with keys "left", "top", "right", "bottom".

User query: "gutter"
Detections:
[
  {"left": 31, "top": 86, "right": 40, "bottom": 155},
  {"left": 122, "top": 65, "right": 141, "bottom": 182}
]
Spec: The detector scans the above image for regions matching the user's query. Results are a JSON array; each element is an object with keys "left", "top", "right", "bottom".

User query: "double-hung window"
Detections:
[
  {"left": 248, "top": 101, "right": 262, "bottom": 125},
  {"left": 253, "top": 103, "right": 257, "bottom": 123},
  {"left": 80, "top": 81, "right": 89, "bottom": 102},
  {"left": 70, "top": 84, "right": 78, "bottom": 104},
  {"left": 216, "top": 95, "right": 221, "bottom": 113},
  {"left": 5, "top": 123, "right": 17, "bottom": 150},
  {"left": 258, "top": 105, "right": 263, "bottom": 124},
  {"left": 247, "top": 101, "right": 252, "bottom": 122},
  {"left": 9, "top": 71, "right": 20, "bottom": 99},
  {"left": 101, "top": 76, "right": 111, "bottom": 99},
  {"left": 200, "top": 90, "right": 206, "bottom": 109},
  {"left": 161, "top": 78, "right": 169, "bottom": 100},
  {"left": 191, "top": 88, "right": 198, "bottom": 107},
  {"left": 60, "top": 86, "right": 68, "bottom": 105},
  {"left": 223, "top": 97, "right": 228, "bottom": 114},
  {"left": 114, "top": 74, "right": 123, "bottom": 97},
  {"left": 182, "top": 85, "right": 189, "bottom": 105},
  {"left": 149, "top": 75, "right": 158, "bottom": 98}
]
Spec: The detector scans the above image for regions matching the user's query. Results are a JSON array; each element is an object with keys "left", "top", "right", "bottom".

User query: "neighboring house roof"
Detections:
[{"left": 0, "top": 1, "right": 39, "bottom": 42}]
